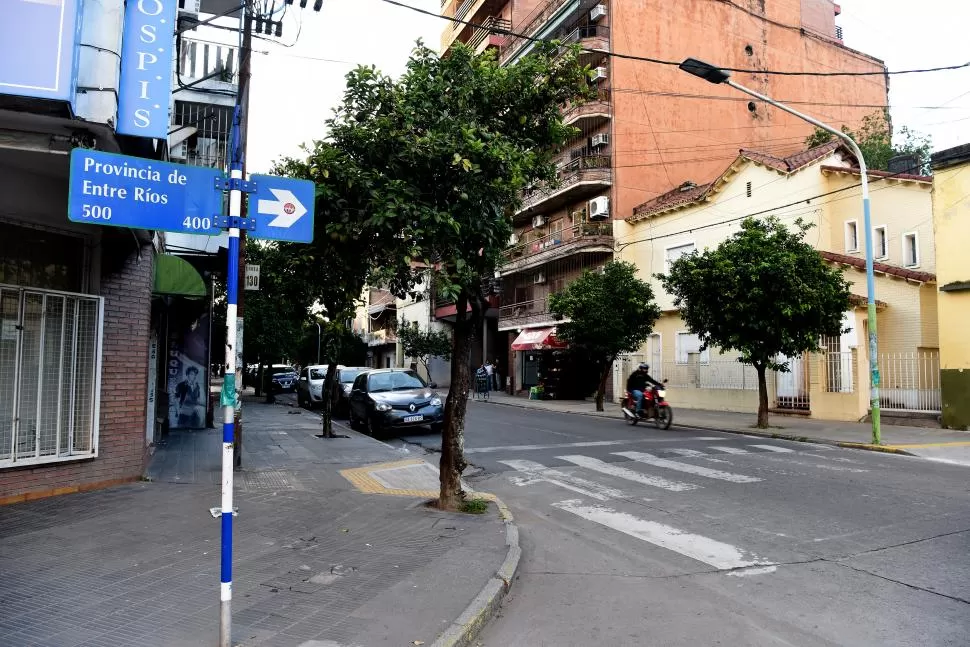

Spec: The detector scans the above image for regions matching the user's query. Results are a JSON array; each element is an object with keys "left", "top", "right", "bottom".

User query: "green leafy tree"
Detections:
[
  {"left": 549, "top": 261, "right": 661, "bottom": 412},
  {"left": 805, "top": 110, "right": 932, "bottom": 174},
  {"left": 659, "top": 218, "right": 851, "bottom": 428},
  {"left": 397, "top": 319, "right": 452, "bottom": 386},
  {"left": 323, "top": 42, "right": 592, "bottom": 509}
]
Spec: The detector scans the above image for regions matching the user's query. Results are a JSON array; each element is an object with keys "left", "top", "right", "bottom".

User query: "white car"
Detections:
[{"left": 297, "top": 364, "right": 342, "bottom": 408}]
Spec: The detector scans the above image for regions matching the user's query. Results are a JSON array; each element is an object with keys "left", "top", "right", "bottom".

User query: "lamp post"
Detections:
[
  {"left": 678, "top": 58, "right": 881, "bottom": 445},
  {"left": 315, "top": 321, "right": 322, "bottom": 365}
]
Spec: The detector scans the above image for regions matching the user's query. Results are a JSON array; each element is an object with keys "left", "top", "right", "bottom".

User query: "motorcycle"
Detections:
[{"left": 622, "top": 383, "right": 673, "bottom": 429}]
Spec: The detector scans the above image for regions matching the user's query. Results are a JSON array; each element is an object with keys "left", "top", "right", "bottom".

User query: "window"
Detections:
[
  {"left": 844, "top": 220, "right": 859, "bottom": 253},
  {"left": 675, "top": 332, "right": 710, "bottom": 364},
  {"left": 874, "top": 225, "right": 888, "bottom": 260},
  {"left": 746, "top": 181, "right": 752, "bottom": 198},
  {"left": 665, "top": 243, "right": 696, "bottom": 271},
  {"left": 903, "top": 232, "right": 919, "bottom": 267}
]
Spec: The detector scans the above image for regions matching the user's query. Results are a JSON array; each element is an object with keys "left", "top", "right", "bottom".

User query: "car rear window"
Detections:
[
  {"left": 339, "top": 369, "right": 362, "bottom": 384},
  {"left": 309, "top": 368, "right": 326, "bottom": 380}
]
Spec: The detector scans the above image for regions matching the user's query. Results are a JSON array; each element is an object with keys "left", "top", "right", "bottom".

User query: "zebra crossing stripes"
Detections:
[
  {"left": 559, "top": 455, "right": 699, "bottom": 492},
  {"left": 750, "top": 444, "right": 795, "bottom": 453},
  {"left": 667, "top": 448, "right": 706, "bottom": 458},
  {"left": 613, "top": 451, "right": 763, "bottom": 483},
  {"left": 706, "top": 446, "right": 751, "bottom": 455},
  {"left": 499, "top": 459, "right": 626, "bottom": 501}
]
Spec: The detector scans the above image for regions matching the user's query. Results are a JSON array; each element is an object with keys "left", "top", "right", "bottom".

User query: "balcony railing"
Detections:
[
  {"left": 504, "top": 221, "right": 613, "bottom": 265},
  {"left": 518, "top": 155, "right": 611, "bottom": 214},
  {"left": 564, "top": 88, "right": 611, "bottom": 126},
  {"left": 468, "top": 16, "right": 511, "bottom": 52},
  {"left": 500, "top": 0, "right": 571, "bottom": 62},
  {"left": 499, "top": 297, "right": 553, "bottom": 330},
  {"left": 178, "top": 38, "right": 237, "bottom": 87},
  {"left": 365, "top": 328, "right": 398, "bottom": 346}
]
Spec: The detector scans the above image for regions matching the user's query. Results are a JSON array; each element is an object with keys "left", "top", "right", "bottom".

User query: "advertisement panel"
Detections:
[
  {"left": 117, "top": 0, "right": 178, "bottom": 138},
  {"left": 0, "top": 0, "right": 80, "bottom": 102},
  {"left": 167, "top": 311, "right": 210, "bottom": 430}
]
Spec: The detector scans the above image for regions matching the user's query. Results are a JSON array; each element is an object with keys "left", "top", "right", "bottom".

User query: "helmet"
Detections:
[{"left": 638, "top": 363, "right": 650, "bottom": 371}]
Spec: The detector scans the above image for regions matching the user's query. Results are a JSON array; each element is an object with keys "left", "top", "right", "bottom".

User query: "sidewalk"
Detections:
[
  {"left": 0, "top": 398, "right": 516, "bottom": 647},
  {"left": 480, "top": 391, "right": 970, "bottom": 464}
]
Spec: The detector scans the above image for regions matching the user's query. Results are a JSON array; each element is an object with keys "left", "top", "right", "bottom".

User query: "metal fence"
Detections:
[
  {"left": 878, "top": 351, "right": 941, "bottom": 412},
  {"left": 0, "top": 286, "right": 103, "bottom": 467},
  {"left": 661, "top": 359, "right": 759, "bottom": 391},
  {"left": 822, "top": 351, "right": 855, "bottom": 393}
]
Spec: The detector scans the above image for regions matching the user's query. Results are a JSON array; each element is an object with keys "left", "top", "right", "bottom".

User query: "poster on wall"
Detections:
[
  {"left": 146, "top": 332, "right": 158, "bottom": 443},
  {"left": 167, "top": 312, "right": 210, "bottom": 429}
]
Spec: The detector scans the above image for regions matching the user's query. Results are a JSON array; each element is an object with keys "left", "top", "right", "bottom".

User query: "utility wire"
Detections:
[{"left": 381, "top": 0, "right": 970, "bottom": 77}]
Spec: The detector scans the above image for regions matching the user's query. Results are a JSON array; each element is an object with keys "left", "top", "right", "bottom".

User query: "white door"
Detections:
[{"left": 647, "top": 334, "right": 662, "bottom": 380}]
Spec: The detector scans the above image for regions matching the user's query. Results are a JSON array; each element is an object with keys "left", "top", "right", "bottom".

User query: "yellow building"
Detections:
[
  {"left": 615, "top": 142, "right": 938, "bottom": 422},
  {"left": 931, "top": 144, "right": 970, "bottom": 429}
]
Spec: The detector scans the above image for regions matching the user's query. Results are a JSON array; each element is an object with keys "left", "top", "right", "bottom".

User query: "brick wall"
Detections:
[{"left": 0, "top": 243, "right": 154, "bottom": 504}]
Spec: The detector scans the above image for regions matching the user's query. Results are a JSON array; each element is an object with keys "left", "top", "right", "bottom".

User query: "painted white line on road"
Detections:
[
  {"left": 668, "top": 448, "right": 706, "bottom": 458},
  {"left": 552, "top": 500, "right": 772, "bottom": 571},
  {"left": 465, "top": 437, "right": 720, "bottom": 455},
  {"left": 750, "top": 445, "right": 795, "bottom": 453},
  {"left": 728, "top": 565, "right": 778, "bottom": 577},
  {"left": 558, "top": 455, "right": 699, "bottom": 492},
  {"left": 499, "top": 459, "right": 626, "bottom": 501},
  {"left": 613, "top": 451, "right": 762, "bottom": 483},
  {"left": 706, "top": 446, "right": 750, "bottom": 455},
  {"left": 758, "top": 455, "right": 869, "bottom": 473}
]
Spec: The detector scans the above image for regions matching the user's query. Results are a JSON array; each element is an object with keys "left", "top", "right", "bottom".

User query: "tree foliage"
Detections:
[
  {"left": 550, "top": 261, "right": 661, "bottom": 411},
  {"left": 312, "top": 41, "right": 592, "bottom": 508},
  {"left": 805, "top": 110, "right": 932, "bottom": 174},
  {"left": 658, "top": 218, "right": 851, "bottom": 428},
  {"left": 397, "top": 319, "right": 452, "bottom": 385}
]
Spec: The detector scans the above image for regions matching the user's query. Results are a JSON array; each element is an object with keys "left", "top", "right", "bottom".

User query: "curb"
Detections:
[
  {"left": 480, "top": 398, "right": 918, "bottom": 457},
  {"left": 432, "top": 496, "right": 520, "bottom": 647}
]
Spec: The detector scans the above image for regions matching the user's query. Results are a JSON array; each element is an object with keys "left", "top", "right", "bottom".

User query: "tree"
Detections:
[
  {"left": 398, "top": 319, "right": 452, "bottom": 385},
  {"left": 324, "top": 42, "right": 592, "bottom": 509},
  {"left": 658, "top": 218, "right": 851, "bottom": 428},
  {"left": 805, "top": 110, "right": 932, "bottom": 174},
  {"left": 549, "top": 261, "right": 661, "bottom": 411}
]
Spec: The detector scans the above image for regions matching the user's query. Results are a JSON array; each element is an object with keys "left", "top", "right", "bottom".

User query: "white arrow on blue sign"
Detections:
[
  {"left": 68, "top": 149, "right": 224, "bottom": 235},
  {"left": 249, "top": 174, "right": 315, "bottom": 243}
]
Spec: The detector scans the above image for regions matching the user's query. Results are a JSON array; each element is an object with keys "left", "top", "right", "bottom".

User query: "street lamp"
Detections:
[
  {"left": 315, "top": 322, "right": 321, "bottom": 365},
  {"left": 678, "top": 58, "right": 882, "bottom": 444}
]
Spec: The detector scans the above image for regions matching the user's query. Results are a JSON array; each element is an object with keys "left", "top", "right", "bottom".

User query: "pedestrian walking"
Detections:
[
  {"left": 491, "top": 359, "right": 501, "bottom": 392},
  {"left": 484, "top": 360, "right": 494, "bottom": 392}
]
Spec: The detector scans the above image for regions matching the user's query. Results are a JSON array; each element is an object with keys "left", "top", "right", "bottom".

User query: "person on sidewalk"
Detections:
[
  {"left": 491, "top": 359, "right": 501, "bottom": 392},
  {"left": 484, "top": 360, "right": 494, "bottom": 392},
  {"left": 627, "top": 363, "right": 663, "bottom": 415}
]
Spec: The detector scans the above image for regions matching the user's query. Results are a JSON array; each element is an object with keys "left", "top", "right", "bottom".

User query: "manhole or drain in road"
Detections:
[{"left": 243, "top": 469, "right": 294, "bottom": 491}]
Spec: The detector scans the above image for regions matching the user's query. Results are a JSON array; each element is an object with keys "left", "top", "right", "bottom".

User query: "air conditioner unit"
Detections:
[
  {"left": 588, "top": 196, "right": 610, "bottom": 220},
  {"left": 178, "top": 0, "right": 201, "bottom": 14},
  {"left": 590, "top": 133, "right": 609, "bottom": 148},
  {"left": 532, "top": 215, "right": 547, "bottom": 228},
  {"left": 591, "top": 67, "right": 608, "bottom": 83},
  {"left": 169, "top": 141, "right": 187, "bottom": 160},
  {"left": 590, "top": 4, "right": 607, "bottom": 22},
  {"left": 509, "top": 233, "right": 520, "bottom": 245},
  {"left": 534, "top": 272, "right": 546, "bottom": 285}
]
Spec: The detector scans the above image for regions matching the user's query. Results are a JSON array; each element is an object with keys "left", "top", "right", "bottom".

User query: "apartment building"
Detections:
[{"left": 440, "top": 0, "right": 889, "bottom": 396}]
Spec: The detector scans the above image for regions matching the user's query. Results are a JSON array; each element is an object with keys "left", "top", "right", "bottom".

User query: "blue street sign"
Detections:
[
  {"left": 249, "top": 174, "right": 315, "bottom": 243},
  {"left": 68, "top": 149, "right": 225, "bottom": 235}
]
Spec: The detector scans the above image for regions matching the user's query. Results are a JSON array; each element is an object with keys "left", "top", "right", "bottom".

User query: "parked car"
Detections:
[
  {"left": 296, "top": 364, "right": 333, "bottom": 408},
  {"left": 334, "top": 366, "right": 369, "bottom": 416},
  {"left": 270, "top": 365, "right": 298, "bottom": 393},
  {"left": 348, "top": 369, "right": 442, "bottom": 437}
]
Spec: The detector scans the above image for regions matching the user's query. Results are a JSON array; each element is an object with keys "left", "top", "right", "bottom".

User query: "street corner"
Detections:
[{"left": 340, "top": 458, "right": 440, "bottom": 497}]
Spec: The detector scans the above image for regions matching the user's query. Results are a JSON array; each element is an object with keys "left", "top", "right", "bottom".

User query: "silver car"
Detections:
[{"left": 297, "top": 364, "right": 337, "bottom": 408}]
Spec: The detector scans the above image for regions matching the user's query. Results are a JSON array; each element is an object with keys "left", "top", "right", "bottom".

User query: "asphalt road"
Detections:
[{"left": 383, "top": 401, "right": 970, "bottom": 647}]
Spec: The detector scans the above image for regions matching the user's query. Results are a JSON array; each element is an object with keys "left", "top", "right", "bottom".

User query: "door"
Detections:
[
  {"left": 775, "top": 354, "right": 809, "bottom": 410},
  {"left": 647, "top": 334, "right": 662, "bottom": 380},
  {"left": 349, "top": 374, "right": 367, "bottom": 418}
]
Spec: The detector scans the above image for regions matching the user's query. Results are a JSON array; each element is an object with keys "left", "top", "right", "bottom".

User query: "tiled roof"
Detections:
[
  {"left": 819, "top": 165, "right": 932, "bottom": 184},
  {"left": 848, "top": 293, "right": 888, "bottom": 309},
  {"left": 630, "top": 182, "right": 713, "bottom": 220},
  {"left": 820, "top": 250, "right": 936, "bottom": 283},
  {"left": 739, "top": 141, "right": 842, "bottom": 173}
]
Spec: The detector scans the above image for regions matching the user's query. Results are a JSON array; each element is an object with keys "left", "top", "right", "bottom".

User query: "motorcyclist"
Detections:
[{"left": 626, "top": 363, "right": 663, "bottom": 415}]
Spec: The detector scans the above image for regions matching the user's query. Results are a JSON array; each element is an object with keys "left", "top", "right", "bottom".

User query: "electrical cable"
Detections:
[{"left": 381, "top": 0, "right": 970, "bottom": 78}]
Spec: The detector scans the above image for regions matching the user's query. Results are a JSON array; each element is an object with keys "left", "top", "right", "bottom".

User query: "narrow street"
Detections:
[{"left": 384, "top": 401, "right": 970, "bottom": 646}]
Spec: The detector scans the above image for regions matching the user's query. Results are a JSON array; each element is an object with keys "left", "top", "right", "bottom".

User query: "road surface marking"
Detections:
[
  {"left": 706, "top": 446, "right": 750, "bottom": 455},
  {"left": 750, "top": 444, "right": 795, "bottom": 453},
  {"left": 465, "top": 438, "right": 719, "bottom": 454},
  {"left": 668, "top": 448, "right": 706, "bottom": 458},
  {"left": 728, "top": 565, "right": 778, "bottom": 577},
  {"left": 558, "top": 455, "right": 699, "bottom": 492},
  {"left": 613, "top": 451, "right": 762, "bottom": 483},
  {"left": 499, "top": 459, "right": 626, "bottom": 501},
  {"left": 552, "top": 500, "right": 772, "bottom": 570},
  {"left": 887, "top": 441, "right": 970, "bottom": 449},
  {"left": 757, "top": 455, "right": 869, "bottom": 473}
]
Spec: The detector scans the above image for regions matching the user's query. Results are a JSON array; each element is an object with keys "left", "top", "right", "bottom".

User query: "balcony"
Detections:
[
  {"left": 442, "top": 0, "right": 507, "bottom": 53},
  {"left": 559, "top": 24, "right": 610, "bottom": 67},
  {"left": 176, "top": 38, "right": 238, "bottom": 94},
  {"left": 564, "top": 88, "right": 611, "bottom": 129},
  {"left": 468, "top": 16, "right": 512, "bottom": 54},
  {"left": 498, "top": 297, "right": 558, "bottom": 331},
  {"left": 517, "top": 155, "right": 612, "bottom": 217},
  {"left": 499, "top": 0, "right": 572, "bottom": 63},
  {"left": 502, "top": 222, "right": 613, "bottom": 275},
  {"left": 365, "top": 328, "right": 397, "bottom": 347}
]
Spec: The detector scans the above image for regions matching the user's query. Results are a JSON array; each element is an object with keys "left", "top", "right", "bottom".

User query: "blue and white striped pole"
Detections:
[{"left": 221, "top": 106, "right": 243, "bottom": 647}]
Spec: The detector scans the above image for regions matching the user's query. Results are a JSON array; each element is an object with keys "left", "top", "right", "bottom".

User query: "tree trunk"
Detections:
[
  {"left": 263, "top": 363, "right": 275, "bottom": 404},
  {"left": 755, "top": 363, "right": 769, "bottom": 429},
  {"left": 320, "top": 362, "right": 338, "bottom": 438},
  {"left": 595, "top": 357, "right": 613, "bottom": 412},
  {"left": 423, "top": 358, "right": 432, "bottom": 386},
  {"left": 439, "top": 292, "right": 472, "bottom": 510},
  {"left": 254, "top": 361, "right": 263, "bottom": 397}
]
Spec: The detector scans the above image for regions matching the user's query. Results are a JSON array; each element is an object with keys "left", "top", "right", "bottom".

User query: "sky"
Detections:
[{"left": 246, "top": 0, "right": 970, "bottom": 173}]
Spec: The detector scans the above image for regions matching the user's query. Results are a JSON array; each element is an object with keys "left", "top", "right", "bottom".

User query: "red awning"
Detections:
[{"left": 510, "top": 327, "right": 566, "bottom": 351}]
